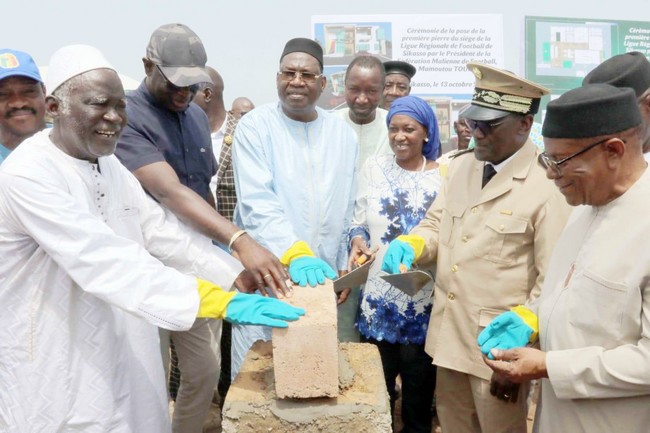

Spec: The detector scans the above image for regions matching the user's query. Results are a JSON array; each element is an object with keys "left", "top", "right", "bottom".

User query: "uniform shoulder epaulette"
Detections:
[{"left": 449, "top": 148, "right": 474, "bottom": 159}]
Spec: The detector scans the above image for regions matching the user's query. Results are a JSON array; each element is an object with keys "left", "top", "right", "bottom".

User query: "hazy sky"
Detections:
[{"left": 2, "top": 0, "right": 647, "bottom": 106}]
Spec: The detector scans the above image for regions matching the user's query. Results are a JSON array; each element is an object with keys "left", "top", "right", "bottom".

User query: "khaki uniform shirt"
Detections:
[{"left": 411, "top": 140, "right": 571, "bottom": 380}]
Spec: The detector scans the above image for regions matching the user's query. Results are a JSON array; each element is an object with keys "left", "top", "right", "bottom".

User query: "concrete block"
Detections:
[
  {"left": 272, "top": 280, "right": 338, "bottom": 398},
  {"left": 222, "top": 341, "right": 392, "bottom": 433}
]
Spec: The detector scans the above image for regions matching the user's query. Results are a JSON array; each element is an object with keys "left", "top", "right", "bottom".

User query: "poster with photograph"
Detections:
[
  {"left": 312, "top": 14, "right": 504, "bottom": 144},
  {"left": 312, "top": 14, "right": 503, "bottom": 100}
]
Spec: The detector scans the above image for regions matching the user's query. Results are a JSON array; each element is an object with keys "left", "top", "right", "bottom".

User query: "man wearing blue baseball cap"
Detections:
[{"left": 0, "top": 49, "right": 46, "bottom": 165}]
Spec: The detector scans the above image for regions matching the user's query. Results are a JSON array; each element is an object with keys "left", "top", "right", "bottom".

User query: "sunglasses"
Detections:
[{"left": 465, "top": 117, "right": 510, "bottom": 135}]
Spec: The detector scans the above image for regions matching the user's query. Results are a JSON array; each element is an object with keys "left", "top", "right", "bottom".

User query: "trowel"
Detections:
[
  {"left": 332, "top": 250, "right": 377, "bottom": 293},
  {"left": 332, "top": 260, "right": 373, "bottom": 293},
  {"left": 380, "top": 270, "right": 433, "bottom": 297}
]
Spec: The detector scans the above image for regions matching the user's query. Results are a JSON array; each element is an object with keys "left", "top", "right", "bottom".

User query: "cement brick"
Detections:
[
  {"left": 222, "top": 341, "right": 392, "bottom": 433},
  {"left": 272, "top": 280, "right": 338, "bottom": 398}
]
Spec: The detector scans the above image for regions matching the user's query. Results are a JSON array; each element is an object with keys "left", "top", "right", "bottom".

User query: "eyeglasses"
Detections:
[
  {"left": 537, "top": 137, "right": 621, "bottom": 176},
  {"left": 156, "top": 65, "right": 200, "bottom": 94},
  {"left": 465, "top": 117, "right": 509, "bottom": 135},
  {"left": 277, "top": 70, "right": 322, "bottom": 84}
]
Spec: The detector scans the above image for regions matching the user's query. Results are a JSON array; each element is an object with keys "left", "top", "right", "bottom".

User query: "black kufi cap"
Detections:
[
  {"left": 281, "top": 38, "right": 323, "bottom": 69},
  {"left": 542, "top": 84, "right": 642, "bottom": 139},
  {"left": 582, "top": 52, "right": 650, "bottom": 97},
  {"left": 383, "top": 60, "right": 416, "bottom": 79}
]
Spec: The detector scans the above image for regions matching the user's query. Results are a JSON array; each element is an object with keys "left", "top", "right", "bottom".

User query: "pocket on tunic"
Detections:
[
  {"left": 474, "top": 214, "right": 528, "bottom": 265},
  {"left": 110, "top": 206, "right": 144, "bottom": 243},
  {"left": 439, "top": 201, "right": 465, "bottom": 246},
  {"left": 567, "top": 269, "right": 627, "bottom": 340}
]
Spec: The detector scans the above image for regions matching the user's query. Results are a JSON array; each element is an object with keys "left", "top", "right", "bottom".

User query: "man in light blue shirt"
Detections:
[
  {"left": 0, "top": 49, "right": 46, "bottom": 165},
  {"left": 230, "top": 38, "right": 358, "bottom": 377}
]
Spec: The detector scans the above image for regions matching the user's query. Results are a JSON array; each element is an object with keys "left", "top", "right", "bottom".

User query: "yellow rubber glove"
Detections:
[
  {"left": 280, "top": 240, "right": 337, "bottom": 287},
  {"left": 280, "top": 240, "right": 314, "bottom": 265},
  {"left": 381, "top": 234, "right": 426, "bottom": 274},
  {"left": 511, "top": 305, "right": 539, "bottom": 342},
  {"left": 396, "top": 234, "right": 426, "bottom": 261},
  {"left": 196, "top": 278, "right": 237, "bottom": 318},
  {"left": 478, "top": 305, "right": 539, "bottom": 360}
]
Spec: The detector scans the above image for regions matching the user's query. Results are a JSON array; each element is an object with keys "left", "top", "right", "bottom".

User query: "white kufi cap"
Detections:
[{"left": 46, "top": 44, "right": 115, "bottom": 96}]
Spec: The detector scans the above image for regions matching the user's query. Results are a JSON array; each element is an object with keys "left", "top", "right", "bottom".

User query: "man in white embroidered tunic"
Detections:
[{"left": 0, "top": 45, "right": 303, "bottom": 433}]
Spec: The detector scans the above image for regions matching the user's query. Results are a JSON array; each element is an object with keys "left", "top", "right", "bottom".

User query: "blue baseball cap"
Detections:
[{"left": 0, "top": 49, "right": 43, "bottom": 83}]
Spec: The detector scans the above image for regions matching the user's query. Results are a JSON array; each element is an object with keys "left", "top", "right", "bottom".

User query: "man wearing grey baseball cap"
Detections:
[{"left": 115, "top": 23, "right": 292, "bottom": 433}]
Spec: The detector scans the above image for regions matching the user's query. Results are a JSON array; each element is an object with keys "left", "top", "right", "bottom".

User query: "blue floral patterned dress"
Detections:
[{"left": 349, "top": 154, "right": 441, "bottom": 345}]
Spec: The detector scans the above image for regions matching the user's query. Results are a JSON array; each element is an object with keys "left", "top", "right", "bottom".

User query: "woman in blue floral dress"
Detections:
[{"left": 348, "top": 96, "right": 441, "bottom": 433}]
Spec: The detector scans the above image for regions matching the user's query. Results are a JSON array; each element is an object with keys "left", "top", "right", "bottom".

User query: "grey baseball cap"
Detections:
[{"left": 146, "top": 23, "right": 212, "bottom": 87}]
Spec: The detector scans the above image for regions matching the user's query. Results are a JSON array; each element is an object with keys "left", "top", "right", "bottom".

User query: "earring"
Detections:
[{"left": 424, "top": 138, "right": 429, "bottom": 142}]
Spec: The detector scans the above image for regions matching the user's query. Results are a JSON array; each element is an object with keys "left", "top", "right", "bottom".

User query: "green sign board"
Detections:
[{"left": 525, "top": 16, "right": 650, "bottom": 96}]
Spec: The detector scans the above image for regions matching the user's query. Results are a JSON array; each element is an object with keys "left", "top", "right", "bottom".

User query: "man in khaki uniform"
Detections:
[{"left": 382, "top": 63, "right": 571, "bottom": 433}]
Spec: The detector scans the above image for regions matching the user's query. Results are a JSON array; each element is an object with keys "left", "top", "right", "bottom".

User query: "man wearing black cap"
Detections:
[
  {"left": 380, "top": 60, "right": 416, "bottom": 110},
  {"left": 114, "top": 24, "right": 291, "bottom": 433},
  {"left": 583, "top": 51, "right": 650, "bottom": 161},
  {"left": 381, "top": 63, "right": 571, "bottom": 433},
  {"left": 0, "top": 49, "right": 46, "bottom": 165},
  {"left": 482, "top": 83, "right": 650, "bottom": 433},
  {"left": 230, "top": 37, "right": 358, "bottom": 377}
]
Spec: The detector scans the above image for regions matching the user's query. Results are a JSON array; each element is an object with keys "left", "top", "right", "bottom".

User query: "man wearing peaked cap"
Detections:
[
  {"left": 381, "top": 62, "right": 571, "bottom": 433},
  {"left": 380, "top": 60, "right": 416, "bottom": 109},
  {"left": 0, "top": 48, "right": 46, "bottom": 164},
  {"left": 483, "top": 84, "right": 650, "bottom": 433},
  {"left": 0, "top": 44, "right": 303, "bottom": 433},
  {"left": 464, "top": 62, "right": 548, "bottom": 120},
  {"left": 114, "top": 24, "right": 294, "bottom": 433},
  {"left": 583, "top": 51, "right": 650, "bottom": 160}
]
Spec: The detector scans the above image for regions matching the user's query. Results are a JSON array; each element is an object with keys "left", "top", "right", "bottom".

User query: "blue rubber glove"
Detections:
[
  {"left": 382, "top": 239, "right": 415, "bottom": 274},
  {"left": 477, "top": 310, "right": 536, "bottom": 360},
  {"left": 289, "top": 256, "right": 337, "bottom": 287},
  {"left": 224, "top": 293, "right": 305, "bottom": 328}
]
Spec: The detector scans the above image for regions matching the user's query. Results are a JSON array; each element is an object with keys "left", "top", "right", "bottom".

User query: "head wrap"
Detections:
[
  {"left": 386, "top": 95, "right": 440, "bottom": 160},
  {"left": 281, "top": 38, "right": 323, "bottom": 70},
  {"left": 46, "top": 45, "right": 115, "bottom": 96},
  {"left": 543, "top": 84, "right": 641, "bottom": 139}
]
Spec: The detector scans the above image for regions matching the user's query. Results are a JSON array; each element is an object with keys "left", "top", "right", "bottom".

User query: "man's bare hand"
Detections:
[
  {"left": 233, "top": 270, "right": 259, "bottom": 294},
  {"left": 336, "top": 287, "right": 351, "bottom": 305},
  {"left": 489, "top": 371, "right": 520, "bottom": 403},
  {"left": 483, "top": 347, "right": 548, "bottom": 383},
  {"left": 231, "top": 234, "right": 291, "bottom": 298}
]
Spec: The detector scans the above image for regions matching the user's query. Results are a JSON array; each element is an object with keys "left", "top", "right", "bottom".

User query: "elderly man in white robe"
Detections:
[
  {"left": 0, "top": 45, "right": 303, "bottom": 433},
  {"left": 478, "top": 84, "right": 650, "bottom": 433}
]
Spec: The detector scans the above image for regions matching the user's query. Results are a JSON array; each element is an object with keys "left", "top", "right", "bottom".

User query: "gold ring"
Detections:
[{"left": 263, "top": 274, "right": 273, "bottom": 280}]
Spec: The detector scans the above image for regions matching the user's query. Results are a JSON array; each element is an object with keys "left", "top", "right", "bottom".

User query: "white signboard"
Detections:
[{"left": 312, "top": 14, "right": 504, "bottom": 97}]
